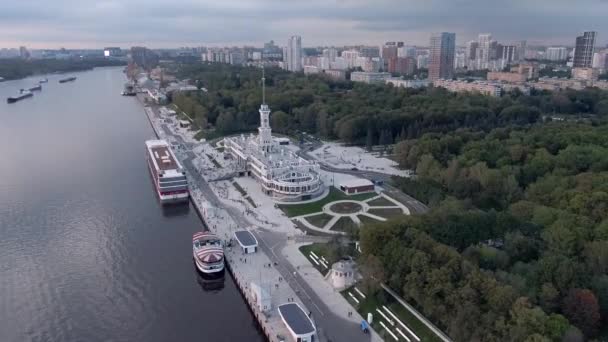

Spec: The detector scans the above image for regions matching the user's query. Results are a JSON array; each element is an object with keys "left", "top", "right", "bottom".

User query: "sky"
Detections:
[{"left": 1, "top": 0, "right": 607, "bottom": 49}]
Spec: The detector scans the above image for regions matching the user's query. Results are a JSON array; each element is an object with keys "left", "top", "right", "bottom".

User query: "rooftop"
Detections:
[
  {"left": 234, "top": 230, "right": 258, "bottom": 248},
  {"left": 278, "top": 303, "right": 316, "bottom": 336},
  {"left": 339, "top": 178, "right": 374, "bottom": 188}
]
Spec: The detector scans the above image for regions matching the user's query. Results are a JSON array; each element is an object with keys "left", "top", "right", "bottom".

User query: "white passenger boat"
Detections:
[{"left": 192, "top": 231, "right": 225, "bottom": 274}]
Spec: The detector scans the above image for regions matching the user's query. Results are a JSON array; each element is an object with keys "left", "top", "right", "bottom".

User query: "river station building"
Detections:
[{"left": 224, "top": 72, "right": 324, "bottom": 202}]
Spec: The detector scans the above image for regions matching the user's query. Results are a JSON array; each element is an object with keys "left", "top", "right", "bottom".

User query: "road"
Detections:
[{"left": 254, "top": 228, "right": 371, "bottom": 342}]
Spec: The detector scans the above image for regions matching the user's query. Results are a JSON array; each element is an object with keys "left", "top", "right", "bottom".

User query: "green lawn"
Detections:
[
  {"left": 330, "top": 216, "right": 358, "bottom": 232},
  {"left": 367, "top": 196, "right": 395, "bottom": 207},
  {"left": 279, "top": 187, "right": 376, "bottom": 217},
  {"left": 305, "top": 213, "right": 334, "bottom": 228},
  {"left": 342, "top": 287, "right": 442, "bottom": 342},
  {"left": 367, "top": 208, "right": 406, "bottom": 220},
  {"left": 299, "top": 243, "right": 332, "bottom": 275}
]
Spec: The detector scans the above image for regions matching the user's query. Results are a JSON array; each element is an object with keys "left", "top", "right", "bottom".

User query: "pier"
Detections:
[{"left": 139, "top": 98, "right": 316, "bottom": 342}]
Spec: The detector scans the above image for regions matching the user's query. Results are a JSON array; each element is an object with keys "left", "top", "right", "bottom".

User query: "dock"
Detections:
[{"left": 140, "top": 101, "right": 317, "bottom": 342}]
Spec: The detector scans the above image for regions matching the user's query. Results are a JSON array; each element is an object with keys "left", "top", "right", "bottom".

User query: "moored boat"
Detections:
[
  {"left": 145, "top": 139, "right": 189, "bottom": 204},
  {"left": 192, "top": 231, "right": 225, "bottom": 274}
]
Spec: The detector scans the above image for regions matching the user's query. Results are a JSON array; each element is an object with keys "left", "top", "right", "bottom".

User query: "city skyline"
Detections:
[{"left": 1, "top": 0, "right": 607, "bottom": 49}]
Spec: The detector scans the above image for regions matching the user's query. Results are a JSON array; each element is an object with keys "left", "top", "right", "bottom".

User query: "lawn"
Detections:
[
  {"left": 368, "top": 208, "right": 406, "bottom": 220},
  {"left": 330, "top": 216, "right": 358, "bottom": 232},
  {"left": 299, "top": 243, "right": 333, "bottom": 275},
  {"left": 367, "top": 196, "right": 395, "bottom": 207},
  {"left": 305, "top": 213, "right": 334, "bottom": 228},
  {"left": 279, "top": 187, "right": 376, "bottom": 217},
  {"left": 358, "top": 214, "right": 384, "bottom": 226},
  {"left": 342, "top": 287, "right": 442, "bottom": 342}
]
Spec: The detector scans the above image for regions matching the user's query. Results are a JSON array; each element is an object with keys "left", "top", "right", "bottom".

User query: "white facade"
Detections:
[
  {"left": 341, "top": 50, "right": 360, "bottom": 69},
  {"left": 328, "top": 260, "right": 358, "bottom": 290},
  {"left": 224, "top": 78, "right": 324, "bottom": 202},
  {"left": 546, "top": 47, "right": 568, "bottom": 61},
  {"left": 286, "top": 35, "right": 302, "bottom": 72},
  {"left": 416, "top": 54, "right": 428, "bottom": 69}
]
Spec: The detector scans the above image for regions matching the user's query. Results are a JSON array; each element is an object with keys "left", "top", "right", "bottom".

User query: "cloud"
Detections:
[{"left": 0, "top": 0, "right": 606, "bottom": 48}]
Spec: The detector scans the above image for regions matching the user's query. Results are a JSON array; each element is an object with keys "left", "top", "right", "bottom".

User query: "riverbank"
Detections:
[
  {"left": 139, "top": 96, "right": 307, "bottom": 342},
  {"left": 0, "top": 58, "right": 127, "bottom": 81}
]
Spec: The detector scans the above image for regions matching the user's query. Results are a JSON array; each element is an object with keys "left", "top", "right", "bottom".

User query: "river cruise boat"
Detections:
[
  {"left": 145, "top": 139, "right": 189, "bottom": 204},
  {"left": 192, "top": 231, "right": 225, "bottom": 274}
]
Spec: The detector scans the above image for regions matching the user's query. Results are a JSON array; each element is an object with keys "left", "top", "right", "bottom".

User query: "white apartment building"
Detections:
[
  {"left": 285, "top": 36, "right": 302, "bottom": 72},
  {"left": 546, "top": 47, "right": 569, "bottom": 61}
]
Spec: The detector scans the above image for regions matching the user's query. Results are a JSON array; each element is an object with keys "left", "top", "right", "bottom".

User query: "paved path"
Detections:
[{"left": 255, "top": 229, "right": 380, "bottom": 342}]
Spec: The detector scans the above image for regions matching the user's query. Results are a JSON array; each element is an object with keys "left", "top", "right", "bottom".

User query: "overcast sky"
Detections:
[{"left": 1, "top": 0, "right": 607, "bottom": 49}]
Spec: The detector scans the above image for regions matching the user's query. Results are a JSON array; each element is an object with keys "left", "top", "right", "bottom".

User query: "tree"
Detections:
[
  {"left": 584, "top": 241, "right": 608, "bottom": 276},
  {"left": 562, "top": 289, "right": 601, "bottom": 337},
  {"left": 215, "top": 110, "right": 235, "bottom": 134},
  {"left": 539, "top": 283, "right": 560, "bottom": 312},
  {"left": 365, "top": 125, "right": 374, "bottom": 151},
  {"left": 360, "top": 254, "right": 385, "bottom": 293},
  {"left": 271, "top": 110, "right": 289, "bottom": 133},
  {"left": 595, "top": 99, "right": 608, "bottom": 116}
]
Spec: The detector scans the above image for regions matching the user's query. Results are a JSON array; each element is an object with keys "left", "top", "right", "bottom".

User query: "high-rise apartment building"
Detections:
[
  {"left": 382, "top": 43, "right": 398, "bottom": 70},
  {"left": 501, "top": 45, "right": 518, "bottom": 64},
  {"left": 341, "top": 50, "right": 360, "bottom": 69},
  {"left": 546, "top": 47, "right": 569, "bottom": 62},
  {"left": 466, "top": 41, "right": 479, "bottom": 61},
  {"left": 388, "top": 57, "right": 416, "bottom": 75},
  {"left": 573, "top": 31, "right": 596, "bottom": 68},
  {"left": 359, "top": 46, "right": 380, "bottom": 58},
  {"left": 286, "top": 35, "right": 302, "bottom": 72},
  {"left": 428, "top": 32, "right": 456, "bottom": 81}
]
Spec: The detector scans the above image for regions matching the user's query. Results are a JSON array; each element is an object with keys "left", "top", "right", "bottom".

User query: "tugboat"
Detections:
[
  {"left": 7, "top": 90, "right": 33, "bottom": 103},
  {"left": 192, "top": 231, "right": 224, "bottom": 275},
  {"left": 58, "top": 76, "right": 77, "bottom": 83}
]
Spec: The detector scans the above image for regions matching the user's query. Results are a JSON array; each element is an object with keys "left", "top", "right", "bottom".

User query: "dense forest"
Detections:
[
  {"left": 174, "top": 63, "right": 608, "bottom": 341},
  {"left": 0, "top": 58, "right": 126, "bottom": 80},
  {"left": 362, "top": 122, "right": 608, "bottom": 341},
  {"left": 174, "top": 64, "right": 608, "bottom": 146}
]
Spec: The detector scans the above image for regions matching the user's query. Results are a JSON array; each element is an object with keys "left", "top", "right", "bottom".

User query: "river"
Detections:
[{"left": 0, "top": 67, "right": 264, "bottom": 342}]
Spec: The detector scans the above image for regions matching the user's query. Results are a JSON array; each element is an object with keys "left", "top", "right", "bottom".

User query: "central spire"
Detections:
[
  {"left": 258, "top": 67, "right": 272, "bottom": 153},
  {"left": 262, "top": 66, "right": 266, "bottom": 105}
]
